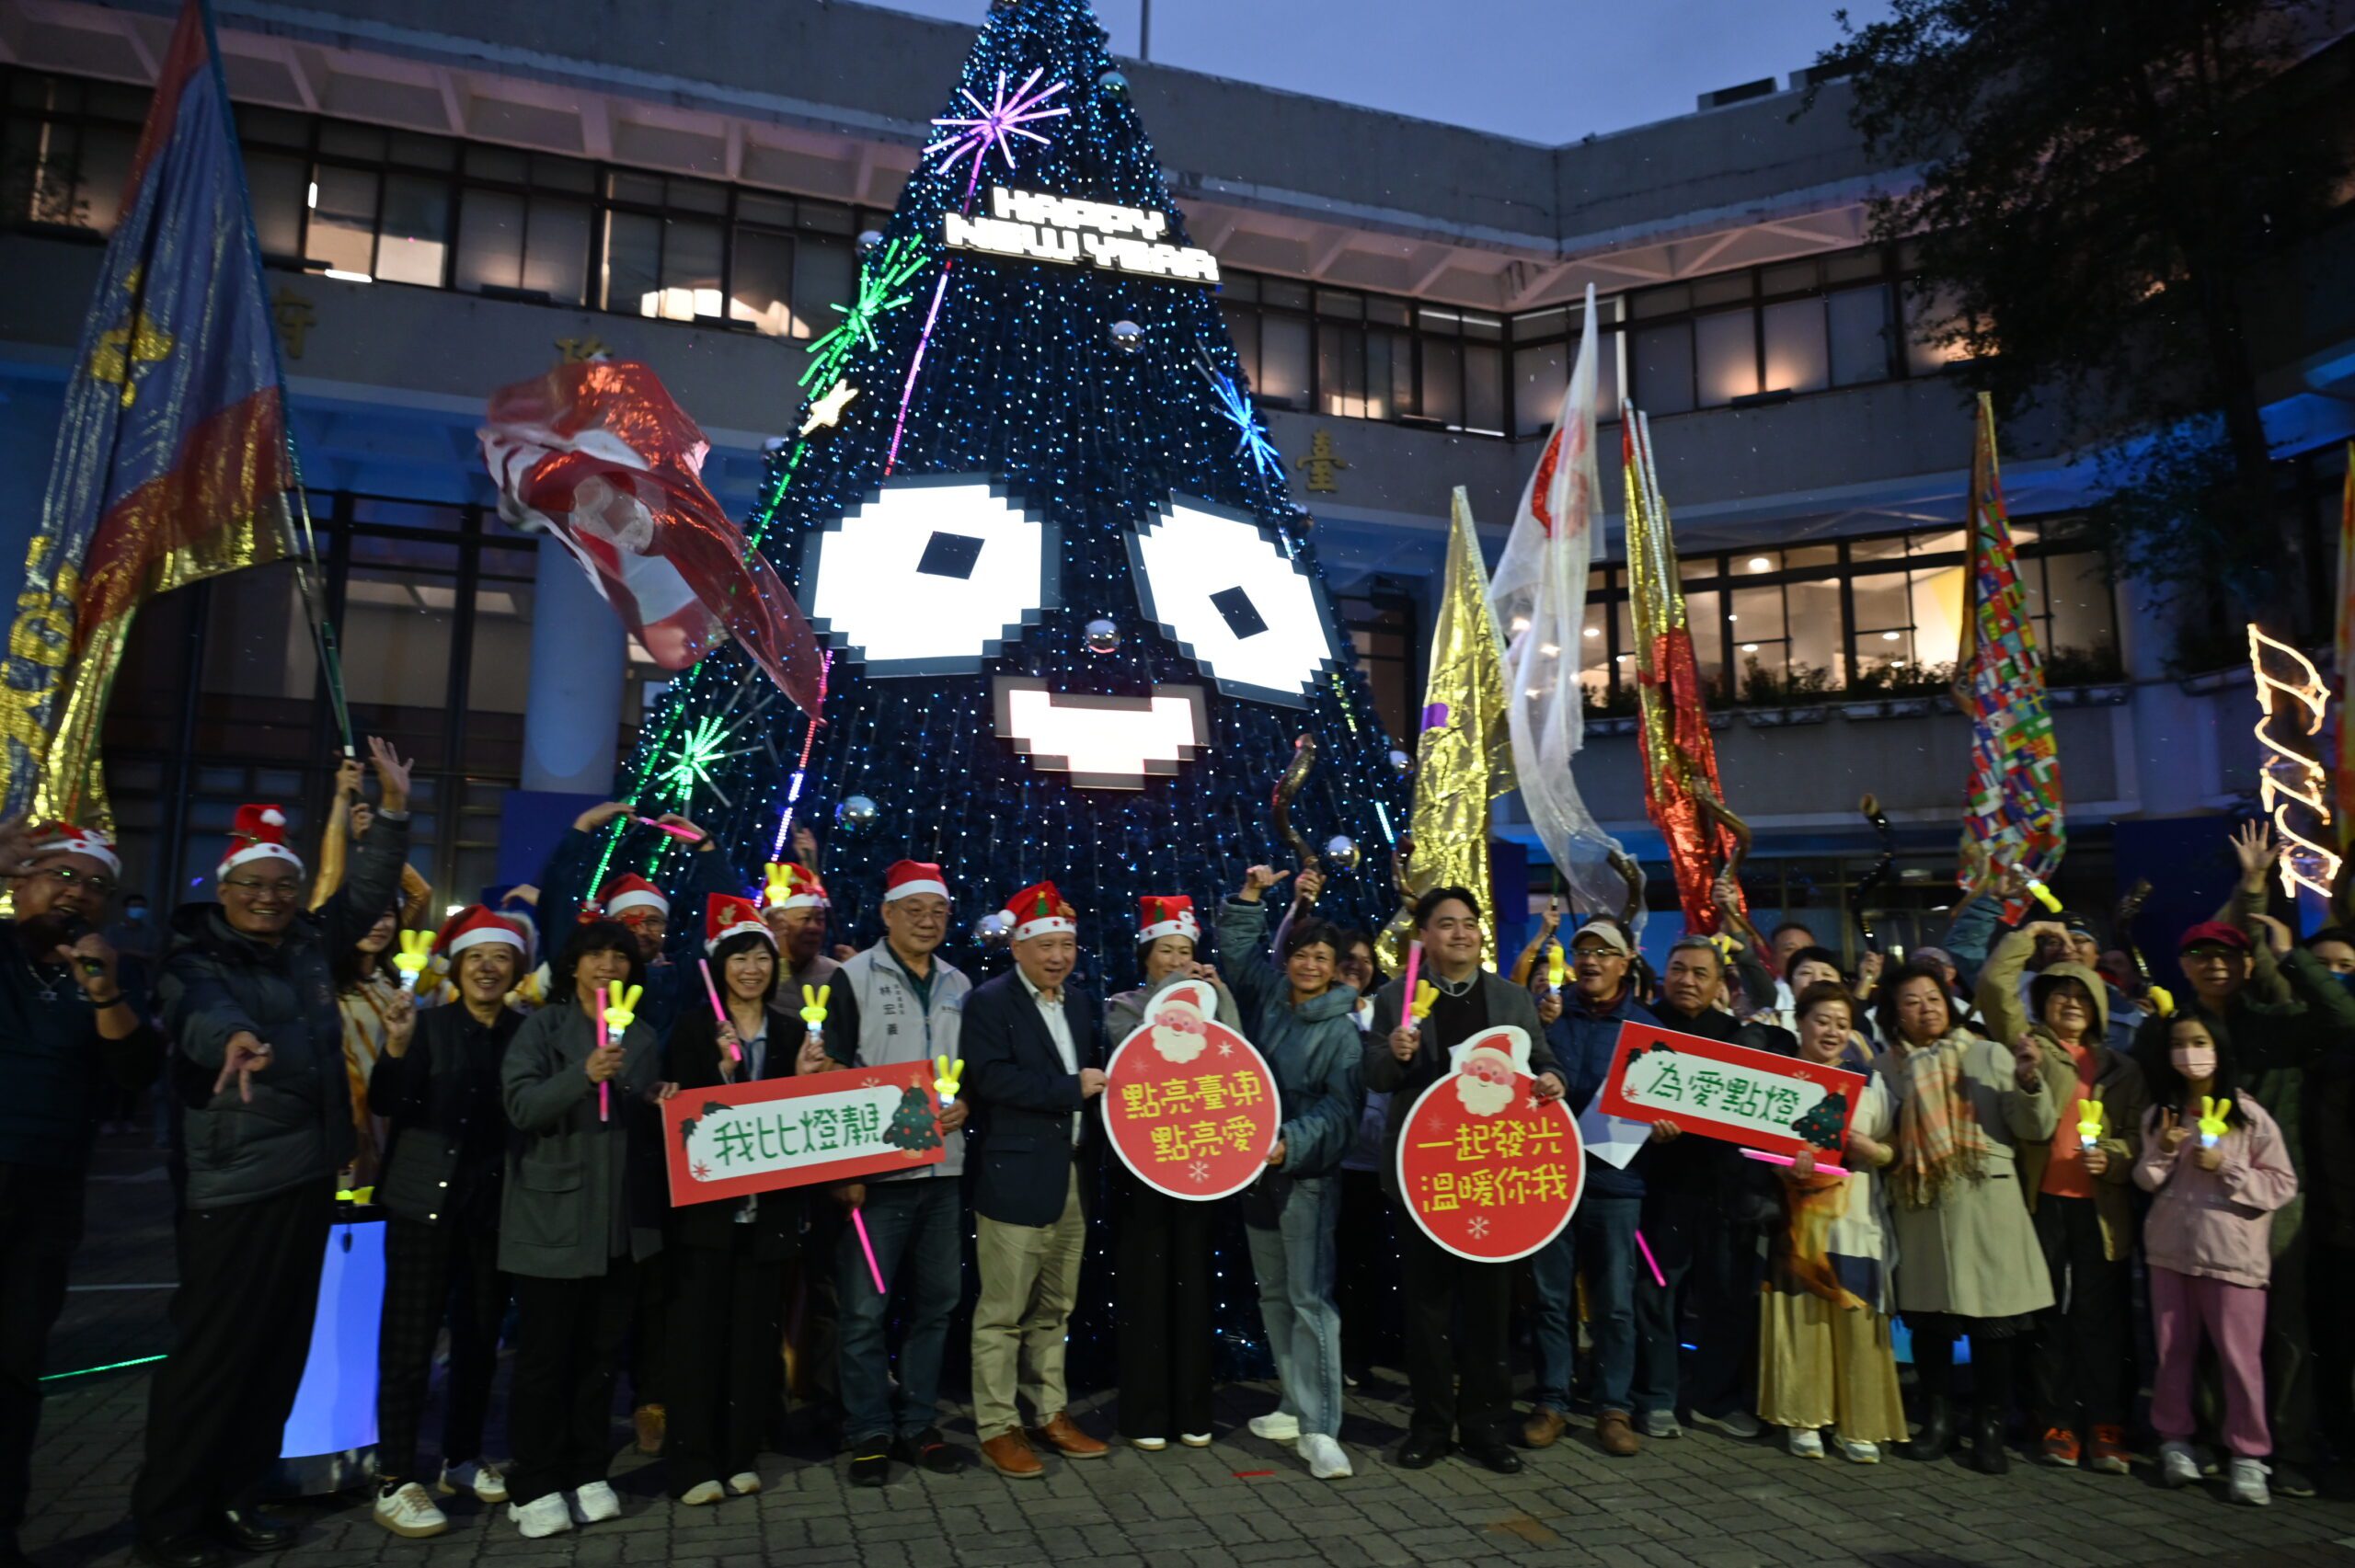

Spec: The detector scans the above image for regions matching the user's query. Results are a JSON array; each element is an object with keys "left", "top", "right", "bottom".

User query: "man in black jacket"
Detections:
[
  {"left": 960, "top": 881, "right": 1109, "bottom": 1480},
  {"left": 132, "top": 738, "right": 411, "bottom": 1568},
  {"left": 0, "top": 819, "right": 158, "bottom": 1568},
  {"left": 365, "top": 906, "right": 529, "bottom": 1539}
]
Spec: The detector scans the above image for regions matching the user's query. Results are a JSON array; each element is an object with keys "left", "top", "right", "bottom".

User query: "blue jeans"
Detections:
[
  {"left": 1529, "top": 1194, "right": 1641, "bottom": 1415},
  {"left": 1244, "top": 1173, "right": 1344, "bottom": 1437},
  {"left": 838, "top": 1179, "right": 962, "bottom": 1445}
]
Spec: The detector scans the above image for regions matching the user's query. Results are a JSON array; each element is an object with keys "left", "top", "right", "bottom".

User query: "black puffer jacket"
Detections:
[{"left": 159, "top": 813, "right": 408, "bottom": 1209}]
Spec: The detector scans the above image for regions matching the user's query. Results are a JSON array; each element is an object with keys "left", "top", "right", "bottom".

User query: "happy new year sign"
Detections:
[
  {"left": 661, "top": 1060, "right": 944, "bottom": 1207},
  {"left": 1103, "top": 978, "right": 1281, "bottom": 1200},
  {"left": 1597, "top": 1022, "right": 1862, "bottom": 1159}
]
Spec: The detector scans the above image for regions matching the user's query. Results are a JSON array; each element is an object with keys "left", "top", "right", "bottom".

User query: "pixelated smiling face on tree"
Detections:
[{"left": 619, "top": 0, "right": 1405, "bottom": 955}]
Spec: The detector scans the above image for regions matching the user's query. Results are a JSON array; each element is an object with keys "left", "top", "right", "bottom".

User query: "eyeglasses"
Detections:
[
  {"left": 221, "top": 877, "right": 303, "bottom": 898},
  {"left": 29, "top": 865, "right": 117, "bottom": 898}
]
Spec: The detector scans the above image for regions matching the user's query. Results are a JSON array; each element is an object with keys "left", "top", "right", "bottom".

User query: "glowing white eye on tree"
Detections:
[
  {"left": 805, "top": 475, "right": 1057, "bottom": 675},
  {"left": 1126, "top": 497, "right": 1342, "bottom": 707}
]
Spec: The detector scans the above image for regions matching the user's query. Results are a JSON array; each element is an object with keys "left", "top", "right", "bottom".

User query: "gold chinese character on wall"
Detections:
[
  {"left": 270, "top": 287, "right": 315, "bottom": 361},
  {"left": 555, "top": 336, "right": 609, "bottom": 364},
  {"left": 1294, "top": 428, "right": 1350, "bottom": 494}
]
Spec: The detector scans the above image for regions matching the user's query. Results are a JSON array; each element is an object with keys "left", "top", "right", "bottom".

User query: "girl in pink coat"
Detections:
[{"left": 2134, "top": 1013, "right": 2299, "bottom": 1506}]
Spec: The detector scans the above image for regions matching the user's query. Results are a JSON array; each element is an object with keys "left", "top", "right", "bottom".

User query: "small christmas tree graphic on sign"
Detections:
[
  {"left": 884, "top": 1084, "right": 943, "bottom": 1158},
  {"left": 1792, "top": 1090, "right": 1848, "bottom": 1152}
]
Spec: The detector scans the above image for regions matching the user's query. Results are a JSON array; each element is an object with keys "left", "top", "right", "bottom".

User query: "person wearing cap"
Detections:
[
  {"left": 1104, "top": 895, "right": 1239, "bottom": 1457},
  {"left": 661, "top": 894, "right": 818, "bottom": 1508},
  {"left": 961, "top": 880, "right": 1110, "bottom": 1479},
  {"left": 365, "top": 906, "right": 530, "bottom": 1539},
  {"left": 497, "top": 916, "right": 669, "bottom": 1540},
  {"left": 823, "top": 859, "right": 972, "bottom": 1486},
  {"left": 1366, "top": 886, "right": 1563, "bottom": 1475},
  {"left": 1976, "top": 919, "right": 2146, "bottom": 1477},
  {"left": 132, "top": 738, "right": 411, "bottom": 1568},
  {"left": 1526, "top": 916, "right": 1655, "bottom": 1457},
  {"left": 0, "top": 817, "right": 158, "bottom": 1568}
]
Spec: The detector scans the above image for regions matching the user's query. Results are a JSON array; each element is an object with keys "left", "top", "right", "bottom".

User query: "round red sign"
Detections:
[
  {"left": 1395, "top": 1024, "right": 1584, "bottom": 1262},
  {"left": 1103, "top": 978, "right": 1281, "bottom": 1200}
]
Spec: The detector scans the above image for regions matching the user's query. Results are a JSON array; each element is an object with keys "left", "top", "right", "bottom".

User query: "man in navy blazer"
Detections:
[{"left": 960, "top": 880, "right": 1110, "bottom": 1479}]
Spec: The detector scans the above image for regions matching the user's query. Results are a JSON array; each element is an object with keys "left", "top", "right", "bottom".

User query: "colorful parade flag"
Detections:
[
  {"left": 479, "top": 359, "right": 824, "bottom": 715},
  {"left": 1954, "top": 392, "right": 2063, "bottom": 910},
  {"left": 1489, "top": 287, "right": 1637, "bottom": 928},
  {"left": 1386, "top": 488, "right": 1515, "bottom": 969},
  {"left": 0, "top": 0, "right": 301, "bottom": 824},
  {"left": 1623, "top": 407, "right": 1746, "bottom": 933}
]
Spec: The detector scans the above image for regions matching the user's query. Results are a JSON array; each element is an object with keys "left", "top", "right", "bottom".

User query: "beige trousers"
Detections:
[{"left": 971, "top": 1168, "right": 1086, "bottom": 1438}]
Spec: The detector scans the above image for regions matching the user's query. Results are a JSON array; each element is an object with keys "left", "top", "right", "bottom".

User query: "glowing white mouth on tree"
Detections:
[{"left": 992, "top": 677, "right": 1207, "bottom": 790}]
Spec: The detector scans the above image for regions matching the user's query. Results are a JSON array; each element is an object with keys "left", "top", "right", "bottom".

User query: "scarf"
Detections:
[{"left": 1890, "top": 1033, "right": 1990, "bottom": 1211}]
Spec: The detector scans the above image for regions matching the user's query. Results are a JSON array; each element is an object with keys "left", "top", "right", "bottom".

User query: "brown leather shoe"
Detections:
[
  {"left": 1522, "top": 1408, "right": 1568, "bottom": 1448},
  {"left": 980, "top": 1432, "right": 1044, "bottom": 1479},
  {"left": 1028, "top": 1412, "right": 1109, "bottom": 1459},
  {"left": 1595, "top": 1411, "right": 1641, "bottom": 1458},
  {"left": 632, "top": 1403, "right": 666, "bottom": 1456}
]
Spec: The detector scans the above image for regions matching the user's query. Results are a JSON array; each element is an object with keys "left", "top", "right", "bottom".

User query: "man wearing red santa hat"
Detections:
[
  {"left": 0, "top": 816, "right": 158, "bottom": 1568},
  {"left": 366, "top": 906, "right": 529, "bottom": 1539},
  {"left": 133, "top": 738, "right": 412, "bottom": 1568},
  {"left": 960, "top": 881, "right": 1110, "bottom": 1479}
]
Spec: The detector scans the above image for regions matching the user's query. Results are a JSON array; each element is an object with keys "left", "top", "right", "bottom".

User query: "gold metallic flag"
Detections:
[{"left": 1382, "top": 487, "right": 1515, "bottom": 969}]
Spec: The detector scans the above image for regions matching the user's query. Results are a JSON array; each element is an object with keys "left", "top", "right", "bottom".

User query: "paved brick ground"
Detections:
[{"left": 24, "top": 1135, "right": 2355, "bottom": 1568}]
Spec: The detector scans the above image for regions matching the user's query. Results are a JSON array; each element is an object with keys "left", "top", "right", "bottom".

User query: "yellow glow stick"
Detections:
[{"left": 394, "top": 930, "right": 435, "bottom": 991}]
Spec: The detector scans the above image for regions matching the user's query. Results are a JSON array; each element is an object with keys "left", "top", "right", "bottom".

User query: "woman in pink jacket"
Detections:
[{"left": 2134, "top": 1013, "right": 2299, "bottom": 1507}]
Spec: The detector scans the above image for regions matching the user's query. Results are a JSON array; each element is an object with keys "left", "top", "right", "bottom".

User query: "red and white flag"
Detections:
[
  {"left": 1488, "top": 286, "right": 1633, "bottom": 924},
  {"left": 480, "top": 360, "right": 822, "bottom": 715}
]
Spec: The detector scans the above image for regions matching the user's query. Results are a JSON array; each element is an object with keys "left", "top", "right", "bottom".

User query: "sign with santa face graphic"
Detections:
[
  {"left": 1104, "top": 978, "right": 1281, "bottom": 1199},
  {"left": 1396, "top": 1025, "right": 1584, "bottom": 1263}
]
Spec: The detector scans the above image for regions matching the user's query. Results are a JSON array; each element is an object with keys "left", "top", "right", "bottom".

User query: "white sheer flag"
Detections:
[{"left": 1488, "top": 286, "right": 1637, "bottom": 928}]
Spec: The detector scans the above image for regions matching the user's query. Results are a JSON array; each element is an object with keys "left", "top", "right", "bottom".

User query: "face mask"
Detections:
[
  {"left": 2171, "top": 1045, "right": 2217, "bottom": 1080},
  {"left": 2338, "top": 971, "right": 2355, "bottom": 998},
  {"left": 125, "top": 908, "right": 146, "bottom": 921}
]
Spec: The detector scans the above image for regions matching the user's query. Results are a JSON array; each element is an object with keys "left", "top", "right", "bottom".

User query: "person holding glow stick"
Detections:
[
  {"left": 2137, "top": 1013, "right": 2297, "bottom": 1506},
  {"left": 497, "top": 920, "right": 668, "bottom": 1540}
]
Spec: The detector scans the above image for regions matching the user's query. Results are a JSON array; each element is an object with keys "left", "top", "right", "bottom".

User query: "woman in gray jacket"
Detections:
[
  {"left": 1220, "top": 868, "right": 1365, "bottom": 1482},
  {"left": 499, "top": 921, "right": 669, "bottom": 1539}
]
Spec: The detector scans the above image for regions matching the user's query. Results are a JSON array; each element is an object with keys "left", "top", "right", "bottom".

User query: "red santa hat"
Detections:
[
  {"left": 1137, "top": 895, "right": 1199, "bottom": 944},
  {"left": 29, "top": 822, "right": 121, "bottom": 877},
  {"left": 883, "top": 860, "right": 950, "bottom": 904},
  {"left": 438, "top": 904, "right": 526, "bottom": 958},
  {"left": 218, "top": 805, "right": 304, "bottom": 882},
  {"left": 764, "top": 861, "right": 829, "bottom": 910},
  {"left": 706, "top": 893, "right": 774, "bottom": 953},
  {"left": 1003, "top": 880, "right": 1076, "bottom": 944},
  {"left": 598, "top": 873, "right": 669, "bottom": 921}
]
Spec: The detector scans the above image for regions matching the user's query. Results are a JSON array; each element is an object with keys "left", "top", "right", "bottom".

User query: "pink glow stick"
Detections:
[
  {"left": 1634, "top": 1228, "right": 1666, "bottom": 1288},
  {"left": 1400, "top": 941, "right": 1423, "bottom": 1025},
  {"left": 1741, "top": 1147, "right": 1851, "bottom": 1179},
  {"left": 850, "top": 1208, "right": 888, "bottom": 1294},
  {"left": 595, "top": 983, "right": 611, "bottom": 1123},
  {"left": 629, "top": 815, "right": 704, "bottom": 842},
  {"left": 698, "top": 958, "right": 741, "bottom": 1063}
]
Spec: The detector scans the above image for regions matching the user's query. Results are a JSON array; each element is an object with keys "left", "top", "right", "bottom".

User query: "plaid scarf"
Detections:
[{"left": 1891, "top": 1034, "right": 1991, "bottom": 1211}]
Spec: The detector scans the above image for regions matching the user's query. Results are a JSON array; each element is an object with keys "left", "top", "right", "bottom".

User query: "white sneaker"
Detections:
[
  {"left": 1301, "top": 1434, "right": 1353, "bottom": 1480},
  {"left": 1179, "top": 1432, "right": 1212, "bottom": 1448},
  {"left": 373, "top": 1481, "right": 449, "bottom": 1539},
  {"left": 1692, "top": 1408, "right": 1763, "bottom": 1440},
  {"left": 439, "top": 1459, "right": 507, "bottom": 1503},
  {"left": 1130, "top": 1436, "right": 1167, "bottom": 1451},
  {"left": 2226, "top": 1457, "right": 2271, "bottom": 1506},
  {"left": 1639, "top": 1410, "right": 1683, "bottom": 1439},
  {"left": 727, "top": 1471, "right": 762, "bottom": 1496},
  {"left": 1832, "top": 1435, "right": 1880, "bottom": 1464},
  {"left": 1247, "top": 1411, "right": 1301, "bottom": 1442},
  {"left": 1785, "top": 1426, "right": 1824, "bottom": 1459},
  {"left": 569, "top": 1481, "right": 621, "bottom": 1524},
  {"left": 508, "top": 1494, "right": 571, "bottom": 1539},
  {"left": 2159, "top": 1441, "right": 2200, "bottom": 1489},
  {"left": 680, "top": 1480, "right": 726, "bottom": 1506}
]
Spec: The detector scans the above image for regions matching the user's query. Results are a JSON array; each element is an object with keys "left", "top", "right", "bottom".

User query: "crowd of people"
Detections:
[{"left": 0, "top": 742, "right": 2345, "bottom": 1568}]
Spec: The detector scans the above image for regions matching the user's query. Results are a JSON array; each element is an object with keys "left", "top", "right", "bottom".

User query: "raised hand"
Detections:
[
  {"left": 2010, "top": 1031, "right": 2043, "bottom": 1089},
  {"left": 0, "top": 815, "right": 40, "bottom": 876},
  {"left": 1239, "top": 864, "right": 1290, "bottom": 902},
  {"left": 216, "top": 1031, "right": 273, "bottom": 1103},
  {"left": 572, "top": 801, "right": 631, "bottom": 833},
  {"left": 1294, "top": 866, "right": 1327, "bottom": 906},
  {"left": 333, "top": 753, "right": 363, "bottom": 800},
  {"left": 2249, "top": 913, "right": 2293, "bottom": 958},
  {"left": 366, "top": 735, "right": 413, "bottom": 813},
  {"left": 792, "top": 824, "right": 819, "bottom": 868},
  {"left": 383, "top": 990, "right": 418, "bottom": 1056},
  {"left": 2231, "top": 819, "right": 2280, "bottom": 891}
]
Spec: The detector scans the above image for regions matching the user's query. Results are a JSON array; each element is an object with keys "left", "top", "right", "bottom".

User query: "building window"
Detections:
[{"left": 1333, "top": 584, "right": 1419, "bottom": 740}]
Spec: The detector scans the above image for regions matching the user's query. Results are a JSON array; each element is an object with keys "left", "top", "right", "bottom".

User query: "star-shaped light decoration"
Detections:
[
  {"left": 799, "top": 380, "right": 860, "bottom": 437},
  {"left": 925, "top": 66, "right": 1071, "bottom": 194},
  {"left": 1198, "top": 351, "right": 1282, "bottom": 483},
  {"left": 799, "top": 237, "right": 928, "bottom": 391},
  {"left": 653, "top": 670, "right": 777, "bottom": 809}
]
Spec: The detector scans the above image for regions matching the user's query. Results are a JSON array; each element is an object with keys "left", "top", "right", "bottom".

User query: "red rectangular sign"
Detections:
[
  {"left": 661, "top": 1060, "right": 945, "bottom": 1207},
  {"left": 1597, "top": 1021, "right": 1863, "bottom": 1159}
]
